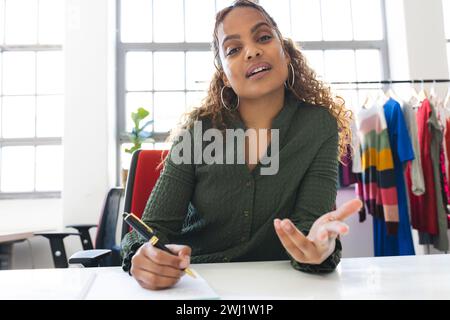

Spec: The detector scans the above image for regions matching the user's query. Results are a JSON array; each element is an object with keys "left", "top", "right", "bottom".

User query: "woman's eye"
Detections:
[
  {"left": 227, "top": 48, "right": 240, "bottom": 56},
  {"left": 259, "top": 35, "right": 272, "bottom": 42}
]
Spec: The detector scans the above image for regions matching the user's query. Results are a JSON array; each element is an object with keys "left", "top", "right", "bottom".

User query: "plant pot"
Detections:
[{"left": 121, "top": 168, "right": 129, "bottom": 187}]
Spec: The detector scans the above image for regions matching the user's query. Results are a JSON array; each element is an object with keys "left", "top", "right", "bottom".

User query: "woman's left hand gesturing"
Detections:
[{"left": 274, "top": 199, "right": 363, "bottom": 265}]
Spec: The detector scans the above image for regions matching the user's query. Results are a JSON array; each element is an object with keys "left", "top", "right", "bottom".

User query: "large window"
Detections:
[
  {"left": 117, "top": 0, "right": 388, "bottom": 170},
  {"left": 0, "top": 0, "right": 64, "bottom": 199}
]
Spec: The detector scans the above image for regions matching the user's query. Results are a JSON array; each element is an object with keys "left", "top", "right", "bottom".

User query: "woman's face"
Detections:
[{"left": 217, "top": 7, "right": 290, "bottom": 100}]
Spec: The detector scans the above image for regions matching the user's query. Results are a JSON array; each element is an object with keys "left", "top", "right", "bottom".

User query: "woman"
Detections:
[{"left": 121, "top": 0, "right": 362, "bottom": 290}]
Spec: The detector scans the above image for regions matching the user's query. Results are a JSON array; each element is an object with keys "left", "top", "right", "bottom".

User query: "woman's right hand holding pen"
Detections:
[{"left": 130, "top": 243, "right": 192, "bottom": 290}]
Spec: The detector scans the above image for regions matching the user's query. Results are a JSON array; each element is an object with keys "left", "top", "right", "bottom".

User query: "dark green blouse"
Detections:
[{"left": 121, "top": 91, "right": 342, "bottom": 273}]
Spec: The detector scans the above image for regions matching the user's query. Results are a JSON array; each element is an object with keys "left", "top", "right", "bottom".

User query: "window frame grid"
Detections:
[
  {"left": 0, "top": 44, "right": 63, "bottom": 199},
  {"left": 116, "top": 0, "right": 390, "bottom": 184}
]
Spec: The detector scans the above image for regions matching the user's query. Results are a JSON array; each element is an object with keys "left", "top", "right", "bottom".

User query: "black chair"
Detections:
[
  {"left": 37, "top": 187, "right": 124, "bottom": 268},
  {"left": 68, "top": 187, "right": 125, "bottom": 267},
  {"left": 35, "top": 231, "right": 82, "bottom": 268}
]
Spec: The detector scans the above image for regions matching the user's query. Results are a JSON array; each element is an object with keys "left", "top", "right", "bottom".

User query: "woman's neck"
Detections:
[{"left": 238, "top": 87, "right": 285, "bottom": 129}]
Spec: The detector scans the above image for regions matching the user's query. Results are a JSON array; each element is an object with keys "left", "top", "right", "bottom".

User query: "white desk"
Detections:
[
  {"left": 0, "top": 228, "right": 55, "bottom": 270},
  {"left": 0, "top": 230, "right": 42, "bottom": 270},
  {"left": 0, "top": 231, "right": 34, "bottom": 243},
  {"left": 0, "top": 254, "right": 449, "bottom": 299}
]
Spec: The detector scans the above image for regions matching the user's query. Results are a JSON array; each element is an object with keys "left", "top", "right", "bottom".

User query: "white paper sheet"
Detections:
[{"left": 84, "top": 268, "right": 219, "bottom": 300}]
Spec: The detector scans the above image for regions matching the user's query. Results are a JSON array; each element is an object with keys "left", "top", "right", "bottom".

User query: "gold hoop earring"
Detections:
[{"left": 221, "top": 86, "right": 239, "bottom": 111}]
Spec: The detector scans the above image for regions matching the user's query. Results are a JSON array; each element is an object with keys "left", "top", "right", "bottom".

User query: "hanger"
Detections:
[
  {"left": 429, "top": 80, "right": 439, "bottom": 106},
  {"left": 361, "top": 85, "right": 376, "bottom": 109},
  {"left": 375, "top": 81, "right": 388, "bottom": 106},
  {"left": 445, "top": 83, "right": 450, "bottom": 109},
  {"left": 418, "top": 79, "right": 428, "bottom": 102},
  {"left": 362, "top": 92, "right": 370, "bottom": 109},
  {"left": 411, "top": 80, "right": 420, "bottom": 100},
  {"left": 386, "top": 79, "right": 401, "bottom": 102},
  {"left": 409, "top": 81, "right": 421, "bottom": 110}
]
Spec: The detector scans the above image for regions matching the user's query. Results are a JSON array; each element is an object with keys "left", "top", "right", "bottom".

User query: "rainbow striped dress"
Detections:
[{"left": 356, "top": 104, "right": 399, "bottom": 235}]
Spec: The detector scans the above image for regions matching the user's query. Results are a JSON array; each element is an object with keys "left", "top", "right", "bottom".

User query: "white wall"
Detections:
[
  {"left": 386, "top": 0, "right": 449, "bottom": 99},
  {"left": 61, "top": 0, "right": 117, "bottom": 257},
  {"left": 64, "top": 0, "right": 117, "bottom": 226},
  {"left": 338, "top": 188, "right": 374, "bottom": 258}
]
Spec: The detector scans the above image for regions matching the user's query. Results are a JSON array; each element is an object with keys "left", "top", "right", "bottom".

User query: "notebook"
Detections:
[{"left": 83, "top": 268, "right": 220, "bottom": 300}]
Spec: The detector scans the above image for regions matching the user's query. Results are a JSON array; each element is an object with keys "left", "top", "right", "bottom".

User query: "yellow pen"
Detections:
[{"left": 123, "top": 212, "right": 196, "bottom": 278}]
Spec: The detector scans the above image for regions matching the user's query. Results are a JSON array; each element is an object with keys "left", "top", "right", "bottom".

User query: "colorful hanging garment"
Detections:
[
  {"left": 356, "top": 104, "right": 399, "bottom": 239},
  {"left": 372, "top": 98, "right": 415, "bottom": 256}
]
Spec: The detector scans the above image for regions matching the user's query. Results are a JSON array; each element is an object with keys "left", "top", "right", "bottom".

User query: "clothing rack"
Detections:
[{"left": 336, "top": 78, "right": 450, "bottom": 255}]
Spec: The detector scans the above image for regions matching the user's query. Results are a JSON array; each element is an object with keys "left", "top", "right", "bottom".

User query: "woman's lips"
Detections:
[{"left": 247, "top": 68, "right": 271, "bottom": 80}]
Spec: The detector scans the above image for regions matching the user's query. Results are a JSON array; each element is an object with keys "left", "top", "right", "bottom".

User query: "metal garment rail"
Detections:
[
  {"left": 329, "top": 79, "right": 450, "bottom": 85},
  {"left": 332, "top": 79, "right": 449, "bottom": 255}
]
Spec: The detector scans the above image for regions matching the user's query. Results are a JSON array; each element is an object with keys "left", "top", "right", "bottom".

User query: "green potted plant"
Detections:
[{"left": 122, "top": 107, "right": 154, "bottom": 186}]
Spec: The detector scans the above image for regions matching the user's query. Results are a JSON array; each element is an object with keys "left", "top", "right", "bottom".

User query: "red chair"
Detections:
[
  {"left": 69, "top": 149, "right": 168, "bottom": 267},
  {"left": 121, "top": 149, "right": 169, "bottom": 238}
]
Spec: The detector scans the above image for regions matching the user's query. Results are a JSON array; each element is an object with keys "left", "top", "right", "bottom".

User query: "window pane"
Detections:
[
  {"left": 2, "top": 96, "right": 35, "bottom": 138},
  {"left": 154, "top": 142, "right": 171, "bottom": 150},
  {"left": 121, "top": 0, "right": 152, "bottom": 43},
  {"left": 154, "top": 92, "right": 185, "bottom": 132},
  {"left": 4, "top": 0, "right": 38, "bottom": 44},
  {"left": 37, "top": 51, "right": 64, "bottom": 95},
  {"left": 35, "top": 145, "right": 62, "bottom": 191},
  {"left": 36, "top": 95, "right": 63, "bottom": 137},
  {"left": 215, "top": 0, "right": 234, "bottom": 12},
  {"left": 355, "top": 50, "right": 383, "bottom": 103},
  {"left": 324, "top": 50, "right": 356, "bottom": 83},
  {"left": 121, "top": 141, "right": 171, "bottom": 169},
  {"left": 3, "top": 51, "right": 35, "bottom": 95},
  {"left": 121, "top": 143, "right": 133, "bottom": 169},
  {"left": 336, "top": 89, "right": 358, "bottom": 113},
  {"left": 141, "top": 142, "right": 157, "bottom": 149},
  {"left": 259, "top": 0, "right": 291, "bottom": 38},
  {"left": 357, "top": 88, "right": 380, "bottom": 108},
  {"left": 186, "top": 91, "right": 207, "bottom": 112},
  {"left": 355, "top": 50, "right": 382, "bottom": 82},
  {"left": 1, "top": 146, "right": 35, "bottom": 192},
  {"left": 352, "top": 0, "right": 383, "bottom": 40},
  {"left": 185, "top": 0, "right": 215, "bottom": 42},
  {"left": 292, "top": 0, "right": 322, "bottom": 41},
  {"left": 153, "top": 52, "right": 185, "bottom": 90},
  {"left": 321, "top": 0, "right": 353, "bottom": 41},
  {"left": 153, "top": 0, "right": 184, "bottom": 42},
  {"left": 126, "top": 52, "right": 153, "bottom": 91},
  {"left": 125, "top": 92, "right": 153, "bottom": 133},
  {"left": 38, "top": 0, "right": 64, "bottom": 44},
  {"left": 186, "top": 51, "right": 215, "bottom": 90},
  {"left": 303, "top": 50, "right": 325, "bottom": 79}
]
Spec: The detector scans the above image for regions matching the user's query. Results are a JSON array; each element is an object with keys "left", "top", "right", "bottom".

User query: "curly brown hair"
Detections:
[{"left": 170, "top": 0, "right": 352, "bottom": 160}]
